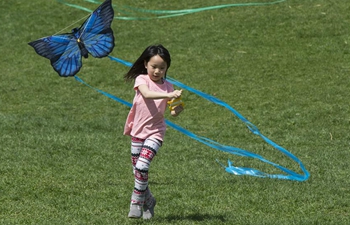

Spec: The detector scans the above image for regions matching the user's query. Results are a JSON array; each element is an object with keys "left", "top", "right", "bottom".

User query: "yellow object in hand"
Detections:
[{"left": 167, "top": 96, "right": 184, "bottom": 116}]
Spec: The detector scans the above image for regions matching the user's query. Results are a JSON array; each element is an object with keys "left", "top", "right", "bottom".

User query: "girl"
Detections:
[{"left": 123, "top": 45, "right": 183, "bottom": 219}]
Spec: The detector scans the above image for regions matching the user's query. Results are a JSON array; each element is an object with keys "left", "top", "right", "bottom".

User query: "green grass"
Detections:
[{"left": 1, "top": 0, "right": 350, "bottom": 224}]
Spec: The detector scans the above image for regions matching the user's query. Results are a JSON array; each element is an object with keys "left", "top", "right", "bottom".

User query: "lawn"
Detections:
[{"left": 0, "top": 0, "right": 349, "bottom": 224}]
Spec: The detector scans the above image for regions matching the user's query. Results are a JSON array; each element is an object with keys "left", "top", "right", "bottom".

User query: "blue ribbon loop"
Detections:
[{"left": 74, "top": 55, "right": 309, "bottom": 181}]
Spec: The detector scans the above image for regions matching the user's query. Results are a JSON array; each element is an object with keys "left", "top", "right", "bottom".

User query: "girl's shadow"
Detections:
[{"left": 164, "top": 213, "right": 226, "bottom": 222}]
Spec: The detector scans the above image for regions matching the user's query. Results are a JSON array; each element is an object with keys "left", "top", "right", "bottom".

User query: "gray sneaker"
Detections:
[
  {"left": 128, "top": 204, "right": 142, "bottom": 219},
  {"left": 143, "top": 197, "right": 156, "bottom": 220}
]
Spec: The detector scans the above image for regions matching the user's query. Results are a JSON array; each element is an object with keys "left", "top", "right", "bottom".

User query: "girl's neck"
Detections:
[{"left": 154, "top": 78, "right": 164, "bottom": 84}]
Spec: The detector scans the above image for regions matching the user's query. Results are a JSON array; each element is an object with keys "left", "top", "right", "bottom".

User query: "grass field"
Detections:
[{"left": 1, "top": 0, "right": 349, "bottom": 224}]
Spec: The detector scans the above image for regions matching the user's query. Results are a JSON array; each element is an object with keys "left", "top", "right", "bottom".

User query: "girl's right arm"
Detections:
[{"left": 138, "top": 84, "right": 182, "bottom": 99}]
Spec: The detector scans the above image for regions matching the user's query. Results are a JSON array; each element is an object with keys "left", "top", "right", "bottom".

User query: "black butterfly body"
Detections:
[{"left": 29, "top": 0, "right": 115, "bottom": 77}]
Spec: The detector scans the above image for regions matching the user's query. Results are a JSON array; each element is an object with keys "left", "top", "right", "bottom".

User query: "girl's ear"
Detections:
[{"left": 144, "top": 60, "right": 147, "bottom": 69}]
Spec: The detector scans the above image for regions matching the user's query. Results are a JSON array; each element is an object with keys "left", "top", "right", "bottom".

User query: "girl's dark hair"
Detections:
[{"left": 124, "top": 44, "right": 171, "bottom": 81}]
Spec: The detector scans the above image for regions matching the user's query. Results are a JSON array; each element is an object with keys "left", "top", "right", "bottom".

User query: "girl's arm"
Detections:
[{"left": 138, "top": 84, "right": 182, "bottom": 99}]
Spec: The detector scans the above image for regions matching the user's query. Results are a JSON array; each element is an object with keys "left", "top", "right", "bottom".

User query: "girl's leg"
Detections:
[
  {"left": 132, "top": 138, "right": 156, "bottom": 219},
  {"left": 131, "top": 137, "right": 144, "bottom": 174},
  {"left": 128, "top": 137, "right": 144, "bottom": 218},
  {"left": 128, "top": 138, "right": 162, "bottom": 218}
]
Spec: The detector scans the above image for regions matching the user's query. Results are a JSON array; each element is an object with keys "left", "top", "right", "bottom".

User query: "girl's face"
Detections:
[{"left": 144, "top": 55, "right": 168, "bottom": 83}]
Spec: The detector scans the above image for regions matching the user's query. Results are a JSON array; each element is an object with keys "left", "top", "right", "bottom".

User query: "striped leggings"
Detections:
[{"left": 130, "top": 137, "right": 162, "bottom": 205}]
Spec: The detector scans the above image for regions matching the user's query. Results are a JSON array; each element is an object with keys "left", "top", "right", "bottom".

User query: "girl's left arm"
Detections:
[{"left": 138, "top": 84, "right": 182, "bottom": 99}]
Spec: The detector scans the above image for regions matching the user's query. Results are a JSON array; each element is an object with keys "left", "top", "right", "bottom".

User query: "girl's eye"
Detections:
[{"left": 151, "top": 65, "right": 165, "bottom": 70}]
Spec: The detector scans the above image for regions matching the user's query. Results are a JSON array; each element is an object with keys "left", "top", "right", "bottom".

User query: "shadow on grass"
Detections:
[{"left": 164, "top": 213, "right": 226, "bottom": 222}]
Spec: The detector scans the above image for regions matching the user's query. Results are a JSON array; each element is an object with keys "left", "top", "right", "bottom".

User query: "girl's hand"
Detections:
[{"left": 169, "top": 89, "right": 182, "bottom": 99}]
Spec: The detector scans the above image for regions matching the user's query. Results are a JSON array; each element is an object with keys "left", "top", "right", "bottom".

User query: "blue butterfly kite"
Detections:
[{"left": 29, "top": 0, "right": 115, "bottom": 77}]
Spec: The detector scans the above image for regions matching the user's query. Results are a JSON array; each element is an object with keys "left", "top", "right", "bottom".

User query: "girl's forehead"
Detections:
[{"left": 148, "top": 55, "right": 167, "bottom": 66}]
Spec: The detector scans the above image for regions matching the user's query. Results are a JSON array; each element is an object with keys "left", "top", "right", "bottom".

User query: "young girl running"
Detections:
[{"left": 123, "top": 44, "right": 183, "bottom": 219}]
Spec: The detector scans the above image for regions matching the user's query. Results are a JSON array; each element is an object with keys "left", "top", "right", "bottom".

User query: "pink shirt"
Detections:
[{"left": 124, "top": 75, "right": 174, "bottom": 141}]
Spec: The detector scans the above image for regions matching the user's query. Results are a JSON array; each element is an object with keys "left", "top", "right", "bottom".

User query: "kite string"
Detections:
[
  {"left": 78, "top": 16, "right": 92, "bottom": 39},
  {"left": 53, "top": 14, "right": 90, "bottom": 36},
  {"left": 56, "top": 0, "right": 93, "bottom": 13}
]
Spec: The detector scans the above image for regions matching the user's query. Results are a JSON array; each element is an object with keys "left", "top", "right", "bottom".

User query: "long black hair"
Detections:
[{"left": 124, "top": 44, "right": 171, "bottom": 81}]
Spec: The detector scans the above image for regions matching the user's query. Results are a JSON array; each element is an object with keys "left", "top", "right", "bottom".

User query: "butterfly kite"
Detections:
[{"left": 29, "top": 0, "right": 114, "bottom": 77}]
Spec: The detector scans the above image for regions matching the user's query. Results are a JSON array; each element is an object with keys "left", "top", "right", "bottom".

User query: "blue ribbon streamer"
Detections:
[{"left": 74, "top": 55, "right": 310, "bottom": 181}]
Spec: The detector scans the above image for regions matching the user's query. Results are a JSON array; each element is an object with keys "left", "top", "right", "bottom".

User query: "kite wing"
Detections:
[
  {"left": 29, "top": 34, "right": 82, "bottom": 77},
  {"left": 28, "top": 0, "right": 115, "bottom": 77},
  {"left": 79, "top": 0, "right": 115, "bottom": 58}
]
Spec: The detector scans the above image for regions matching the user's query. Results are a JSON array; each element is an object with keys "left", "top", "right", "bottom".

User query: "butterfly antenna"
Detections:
[{"left": 53, "top": 14, "right": 90, "bottom": 36}]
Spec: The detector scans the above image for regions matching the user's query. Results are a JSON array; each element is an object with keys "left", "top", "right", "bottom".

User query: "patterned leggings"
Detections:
[{"left": 130, "top": 137, "right": 162, "bottom": 205}]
